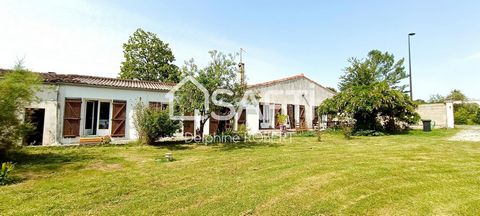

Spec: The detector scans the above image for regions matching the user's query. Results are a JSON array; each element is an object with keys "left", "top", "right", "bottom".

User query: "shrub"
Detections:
[
  {"left": 0, "top": 162, "right": 14, "bottom": 185},
  {"left": 237, "top": 124, "right": 248, "bottom": 138},
  {"left": 0, "top": 63, "right": 41, "bottom": 160},
  {"left": 102, "top": 135, "right": 112, "bottom": 145},
  {"left": 133, "top": 102, "right": 181, "bottom": 145},
  {"left": 454, "top": 103, "right": 479, "bottom": 125},
  {"left": 475, "top": 110, "right": 480, "bottom": 125}
]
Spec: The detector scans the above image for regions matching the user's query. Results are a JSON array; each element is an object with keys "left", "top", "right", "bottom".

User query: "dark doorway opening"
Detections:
[{"left": 24, "top": 108, "right": 45, "bottom": 146}]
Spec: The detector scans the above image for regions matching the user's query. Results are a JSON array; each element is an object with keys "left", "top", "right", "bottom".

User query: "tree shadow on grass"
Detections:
[
  {"left": 9, "top": 149, "right": 95, "bottom": 171},
  {"left": 151, "top": 140, "right": 195, "bottom": 151}
]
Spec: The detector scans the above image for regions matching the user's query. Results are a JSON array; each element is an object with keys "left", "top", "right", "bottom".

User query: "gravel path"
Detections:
[{"left": 449, "top": 126, "right": 480, "bottom": 142}]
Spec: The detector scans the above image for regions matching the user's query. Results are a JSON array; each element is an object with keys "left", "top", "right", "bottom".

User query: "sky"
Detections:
[{"left": 0, "top": 0, "right": 479, "bottom": 100}]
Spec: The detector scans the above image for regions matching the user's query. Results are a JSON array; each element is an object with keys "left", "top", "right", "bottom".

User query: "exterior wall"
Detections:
[
  {"left": 33, "top": 84, "right": 170, "bottom": 145},
  {"left": 25, "top": 85, "right": 60, "bottom": 146},
  {"left": 246, "top": 77, "right": 334, "bottom": 133},
  {"left": 416, "top": 102, "right": 454, "bottom": 129}
]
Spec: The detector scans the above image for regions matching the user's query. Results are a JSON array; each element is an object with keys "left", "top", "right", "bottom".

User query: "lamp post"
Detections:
[{"left": 408, "top": 33, "right": 415, "bottom": 100}]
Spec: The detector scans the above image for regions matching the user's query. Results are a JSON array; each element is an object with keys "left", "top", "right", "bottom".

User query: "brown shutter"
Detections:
[
  {"left": 299, "top": 105, "right": 306, "bottom": 128},
  {"left": 209, "top": 118, "right": 219, "bottom": 135},
  {"left": 63, "top": 98, "right": 82, "bottom": 138},
  {"left": 111, "top": 100, "right": 127, "bottom": 137}
]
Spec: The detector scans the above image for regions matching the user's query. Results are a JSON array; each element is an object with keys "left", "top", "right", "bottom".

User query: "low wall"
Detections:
[{"left": 415, "top": 102, "right": 454, "bottom": 128}]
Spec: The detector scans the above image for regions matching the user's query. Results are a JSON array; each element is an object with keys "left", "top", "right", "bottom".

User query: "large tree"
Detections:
[
  {"left": 339, "top": 50, "right": 407, "bottom": 91},
  {"left": 319, "top": 50, "right": 419, "bottom": 133},
  {"left": 175, "top": 50, "right": 246, "bottom": 138},
  {"left": 445, "top": 89, "right": 467, "bottom": 102},
  {"left": 0, "top": 62, "right": 41, "bottom": 160},
  {"left": 119, "top": 28, "right": 180, "bottom": 82}
]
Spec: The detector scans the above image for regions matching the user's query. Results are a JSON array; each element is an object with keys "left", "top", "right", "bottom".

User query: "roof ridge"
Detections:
[
  {"left": 248, "top": 73, "right": 335, "bottom": 94},
  {"left": 50, "top": 72, "right": 177, "bottom": 86}
]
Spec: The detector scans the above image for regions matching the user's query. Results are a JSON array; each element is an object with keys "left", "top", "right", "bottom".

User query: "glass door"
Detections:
[
  {"left": 84, "top": 101, "right": 97, "bottom": 135},
  {"left": 96, "top": 101, "right": 111, "bottom": 136}
]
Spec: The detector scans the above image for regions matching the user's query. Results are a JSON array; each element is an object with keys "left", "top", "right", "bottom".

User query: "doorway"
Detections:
[
  {"left": 84, "top": 101, "right": 98, "bottom": 135},
  {"left": 24, "top": 108, "right": 45, "bottom": 145},
  {"left": 83, "top": 100, "right": 111, "bottom": 136}
]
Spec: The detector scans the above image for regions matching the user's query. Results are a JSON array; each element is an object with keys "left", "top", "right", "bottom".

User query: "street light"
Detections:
[{"left": 408, "top": 32, "right": 416, "bottom": 100}]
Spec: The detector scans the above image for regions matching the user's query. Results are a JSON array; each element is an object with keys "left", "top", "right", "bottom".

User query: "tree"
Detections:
[
  {"left": 0, "top": 62, "right": 41, "bottom": 160},
  {"left": 428, "top": 94, "right": 445, "bottom": 103},
  {"left": 175, "top": 50, "right": 246, "bottom": 138},
  {"left": 339, "top": 50, "right": 407, "bottom": 92},
  {"left": 119, "top": 28, "right": 180, "bottom": 83},
  {"left": 445, "top": 89, "right": 467, "bottom": 102},
  {"left": 318, "top": 50, "right": 419, "bottom": 133}
]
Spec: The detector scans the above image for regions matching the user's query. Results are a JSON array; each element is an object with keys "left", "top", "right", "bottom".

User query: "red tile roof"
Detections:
[
  {"left": 0, "top": 69, "right": 175, "bottom": 91},
  {"left": 248, "top": 73, "right": 336, "bottom": 94}
]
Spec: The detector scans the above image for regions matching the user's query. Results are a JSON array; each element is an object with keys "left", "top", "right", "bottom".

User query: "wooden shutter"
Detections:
[
  {"left": 237, "top": 108, "right": 246, "bottom": 125},
  {"left": 209, "top": 118, "right": 219, "bottom": 135},
  {"left": 63, "top": 98, "right": 82, "bottom": 138},
  {"left": 111, "top": 100, "right": 127, "bottom": 137},
  {"left": 299, "top": 105, "right": 306, "bottom": 128}
]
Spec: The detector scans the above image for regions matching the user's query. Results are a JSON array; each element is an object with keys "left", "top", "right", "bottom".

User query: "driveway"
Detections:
[{"left": 449, "top": 126, "right": 480, "bottom": 142}]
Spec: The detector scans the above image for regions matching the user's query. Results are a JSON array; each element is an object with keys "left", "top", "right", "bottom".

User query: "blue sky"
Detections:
[{"left": 1, "top": 0, "right": 479, "bottom": 100}]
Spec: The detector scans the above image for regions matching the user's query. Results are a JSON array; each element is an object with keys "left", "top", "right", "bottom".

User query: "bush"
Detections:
[
  {"left": 454, "top": 103, "right": 479, "bottom": 125},
  {"left": 0, "top": 64, "right": 41, "bottom": 160},
  {"left": 475, "top": 111, "right": 480, "bottom": 125},
  {"left": 0, "top": 162, "right": 15, "bottom": 185},
  {"left": 133, "top": 102, "right": 181, "bottom": 145},
  {"left": 237, "top": 124, "right": 248, "bottom": 138},
  {"left": 102, "top": 135, "right": 112, "bottom": 145}
]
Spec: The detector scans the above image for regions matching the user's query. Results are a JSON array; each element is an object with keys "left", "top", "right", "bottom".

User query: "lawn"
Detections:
[{"left": 2, "top": 129, "right": 480, "bottom": 215}]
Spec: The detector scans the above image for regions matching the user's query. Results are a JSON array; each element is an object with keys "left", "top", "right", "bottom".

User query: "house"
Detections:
[
  {"left": 21, "top": 72, "right": 174, "bottom": 145},
  {"left": 14, "top": 71, "right": 334, "bottom": 146},
  {"left": 236, "top": 74, "right": 335, "bottom": 134}
]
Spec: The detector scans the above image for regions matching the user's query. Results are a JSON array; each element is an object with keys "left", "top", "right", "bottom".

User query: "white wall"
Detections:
[
  {"left": 26, "top": 85, "right": 59, "bottom": 146},
  {"left": 247, "top": 77, "right": 334, "bottom": 132},
  {"left": 29, "top": 84, "right": 171, "bottom": 145},
  {"left": 416, "top": 103, "right": 455, "bottom": 129}
]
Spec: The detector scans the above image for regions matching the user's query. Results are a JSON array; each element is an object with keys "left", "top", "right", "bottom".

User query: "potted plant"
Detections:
[{"left": 276, "top": 114, "right": 288, "bottom": 136}]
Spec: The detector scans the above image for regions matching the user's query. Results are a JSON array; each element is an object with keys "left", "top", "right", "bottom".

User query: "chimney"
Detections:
[{"left": 238, "top": 62, "right": 245, "bottom": 86}]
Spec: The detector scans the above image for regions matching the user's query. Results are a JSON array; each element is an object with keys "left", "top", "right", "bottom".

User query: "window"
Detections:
[
  {"left": 149, "top": 101, "right": 168, "bottom": 110},
  {"left": 99, "top": 102, "right": 110, "bottom": 129}
]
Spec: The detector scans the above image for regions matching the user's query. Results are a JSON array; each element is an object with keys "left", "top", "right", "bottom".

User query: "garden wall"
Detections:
[{"left": 415, "top": 102, "right": 454, "bottom": 128}]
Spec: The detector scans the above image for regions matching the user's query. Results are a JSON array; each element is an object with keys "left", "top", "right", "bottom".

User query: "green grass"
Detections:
[{"left": 2, "top": 129, "right": 480, "bottom": 215}]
